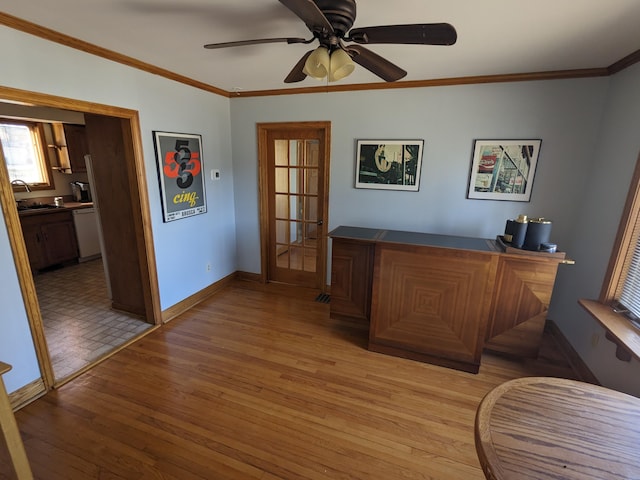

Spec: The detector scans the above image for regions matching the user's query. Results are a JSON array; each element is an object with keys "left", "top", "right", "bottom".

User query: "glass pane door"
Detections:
[{"left": 273, "top": 139, "right": 319, "bottom": 275}]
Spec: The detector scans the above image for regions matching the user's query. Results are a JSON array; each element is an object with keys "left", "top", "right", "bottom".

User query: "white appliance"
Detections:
[
  {"left": 84, "top": 154, "right": 112, "bottom": 299},
  {"left": 72, "top": 208, "right": 101, "bottom": 261}
]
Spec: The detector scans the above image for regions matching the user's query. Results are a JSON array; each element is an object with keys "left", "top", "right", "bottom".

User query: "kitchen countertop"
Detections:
[{"left": 17, "top": 202, "right": 93, "bottom": 217}]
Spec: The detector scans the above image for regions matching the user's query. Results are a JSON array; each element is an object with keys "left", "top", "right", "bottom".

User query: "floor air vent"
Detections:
[{"left": 315, "top": 293, "right": 331, "bottom": 303}]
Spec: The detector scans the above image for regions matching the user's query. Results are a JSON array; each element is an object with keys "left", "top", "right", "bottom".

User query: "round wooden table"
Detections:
[{"left": 475, "top": 377, "right": 640, "bottom": 479}]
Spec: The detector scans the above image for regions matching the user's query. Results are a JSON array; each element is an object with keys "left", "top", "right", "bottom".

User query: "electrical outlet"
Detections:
[
  {"left": 206, "top": 263, "right": 211, "bottom": 271},
  {"left": 591, "top": 333, "right": 600, "bottom": 347}
]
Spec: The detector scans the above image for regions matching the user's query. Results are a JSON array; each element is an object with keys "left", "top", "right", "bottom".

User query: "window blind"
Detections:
[
  {"left": 620, "top": 241, "right": 640, "bottom": 319},
  {"left": 617, "top": 202, "right": 640, "bottom": 323}
]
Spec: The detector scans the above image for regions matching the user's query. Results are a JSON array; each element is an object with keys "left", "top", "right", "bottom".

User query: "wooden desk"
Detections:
[
  {"left": 475, "top": 377, "right": 640, "bottom": 479},
  {"left": 329, "top": 226, "right": 569, "bottom": 372}
]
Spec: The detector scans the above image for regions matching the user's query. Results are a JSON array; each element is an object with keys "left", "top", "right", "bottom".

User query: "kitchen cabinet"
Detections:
[
  {"left": 50, "top": 123, "right": 88, "bottom": 173},
  {"left": 20, "top": 210, "right": 78, "bottom": 271},
  {"left": 329, "top": 226, "right": 569, "bottom": 373},
  {"left": 63, "top": 124, "right": 88, "bottom": 173}
]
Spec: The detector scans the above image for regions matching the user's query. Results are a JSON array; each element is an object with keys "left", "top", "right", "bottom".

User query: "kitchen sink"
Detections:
[{"left": 17, "top": 204, "right": 60, "bottom": 211}]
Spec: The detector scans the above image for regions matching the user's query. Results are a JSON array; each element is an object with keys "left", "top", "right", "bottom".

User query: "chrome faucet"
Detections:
[{"left": 11, "top": 179, "right": 31, "bottom": 192}]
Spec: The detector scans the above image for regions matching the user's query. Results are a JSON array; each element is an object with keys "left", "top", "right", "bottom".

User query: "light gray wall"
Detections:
[
  {"left": 230, "top": 79, "right": 607, "bottom": 273},
  {"left": 0, "top": 26, "right": 236, "bottom": 392},
  {"left": 0, "top": 227, "right": 41, "bottom": 393},
  {"left": 549, "top": 62, "right": 640, "bottom": 396},
  {"left": 230, "top": 74, "right": 640, "bottom": 395},
  {"left": 3, "top": 22, "right": 639, "bottom": 397}
]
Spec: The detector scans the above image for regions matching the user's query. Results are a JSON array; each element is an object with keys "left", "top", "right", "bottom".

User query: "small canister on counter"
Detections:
[
  {"left": 503, "top": 219, "right": 516, "bottom": 243},
  {"left": 54, "top": 196, "right": 64, "bottom": 207},
  {"left": 523, "top": 218, "right": 552, "bottom": 251},
  {"left": 511, "top": 214, "right": 528, "bottom": 248}
]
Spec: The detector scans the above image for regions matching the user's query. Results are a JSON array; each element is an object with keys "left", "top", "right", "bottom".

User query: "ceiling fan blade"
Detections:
[
  {"left": 278, "top": 0, "right": 334, "bottom": 34},
  {"left": 348, "top": 23, "right": 457, "bottom": 46},
  {"left": 346, "top": 45, "right": 407, "bottom": 82},
  {"left": 204, "top": 37, "right": 308, "bottom": 49},
  {"left": 284, "top": 50, "right": 314, "bottom": 83}
]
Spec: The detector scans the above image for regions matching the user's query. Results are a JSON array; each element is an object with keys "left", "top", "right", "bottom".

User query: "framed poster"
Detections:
[
  {"left": 153, "top": 131, "right": 207, "bottom": 222},
  {"left": 467, "top": 139, "right": 541, "bottom": 202},
  {"left": 355, "top": 139, "right": 424, "bottom": 191}
]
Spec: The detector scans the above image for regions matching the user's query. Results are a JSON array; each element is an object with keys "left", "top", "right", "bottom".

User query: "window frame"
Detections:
[
  {"left": 0, "top": 119, "right": 56, "bottom": 192},
  {"left": 600, "top": 152, "right": 640, "bottom": 305},
  {"left": 580, "top": 151, "right": 640, "bottom": 362}
]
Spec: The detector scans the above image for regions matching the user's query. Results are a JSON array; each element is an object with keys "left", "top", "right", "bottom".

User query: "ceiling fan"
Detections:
[{"left": 204, "top": 0, "right": 457, "bottom": 84}]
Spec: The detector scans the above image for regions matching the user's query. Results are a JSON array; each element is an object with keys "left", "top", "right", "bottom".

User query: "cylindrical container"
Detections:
[
  {"left": 54, "top": 196, "right": 64, "bottom": 207},
  {"left": 523, "top": 218, "right": 552, "bottom": 251},
  {"left": 511, "top": 214, "right": 528, "bottom": 248},
  {"left": 504, "top": 219, "right": 516, "bottom": 243}
]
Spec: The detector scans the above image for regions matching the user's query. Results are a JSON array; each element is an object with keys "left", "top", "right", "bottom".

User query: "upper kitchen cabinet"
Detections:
[{"left": 49, "top": 123, "right": 89, "bottom": 173}]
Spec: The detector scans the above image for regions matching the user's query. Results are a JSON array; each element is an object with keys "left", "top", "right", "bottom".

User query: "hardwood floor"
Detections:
[{"left": 1, "top": 280, "right": 580, "bottom": 480}]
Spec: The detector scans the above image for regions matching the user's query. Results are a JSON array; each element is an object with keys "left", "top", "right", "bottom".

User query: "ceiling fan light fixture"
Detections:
[
  {"left": 303, "top": 46, "right": 330, "bottom": 79},
  {"left": 328, "top": 48, "right": 354, "bottom": 82}
]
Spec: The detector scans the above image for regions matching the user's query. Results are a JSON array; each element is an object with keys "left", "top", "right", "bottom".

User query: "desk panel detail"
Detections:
[{"left": 329, "top": 226, "right": 568, "bottom": 372}]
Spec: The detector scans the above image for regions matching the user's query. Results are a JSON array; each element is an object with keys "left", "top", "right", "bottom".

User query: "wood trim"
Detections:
[
  {"left": 544, "top": 319, "right": 600, "bottom": 385},
  {"left": 122, "top": 113, "right": 162, "bottom": 325},
  {"left": 0, "top": 136, "right": 54, "bottom": 388},
  {"left": 579, "top": 298, "right": 640, "bottom": 363},
  {"left": 0, "top": 85, "right": 139, "bottom": 117},
  {"left": 161, "top": 272, "right": 236, "bottom": 323},
  {"left": 257, "top": 125, "right": 270, "bottom": 285},
  {"left": 0, "top": 85, "right": 162, "bottom": 393},
  {"left": 0, "top": 11, "right": 230, "bottom": 99},
  {"left": 322, "top": 128, "right": 331, "bottom": 292},
  {"left": 235, "top": 68, "right": 610, "bottom": 98},
  {"left": 605, "top": 331, "right": 633, "bottom": 362},
  {"left": 257, "top": 122, "right": 331, "bottom": 291},
  {"left": 8, "top": 377, "right": 46, "bottom": 411},
  {"left": 235, "top": 271, "right": 263, "bottom": 283},
  {"left": 608, "top": 49, "right": 640, "bottom": 75}
]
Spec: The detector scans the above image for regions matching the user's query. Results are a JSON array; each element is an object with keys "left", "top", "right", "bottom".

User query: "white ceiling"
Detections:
[{"left": 2, "top": 0, "right": 640, "bottom": 94}]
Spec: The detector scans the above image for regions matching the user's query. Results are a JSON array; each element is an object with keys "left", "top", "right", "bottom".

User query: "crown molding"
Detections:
[
  {"left": 0, "top": 11, "right": 231, "bottom": 98},
  {"left": 1, "top": 11, "right": 638, "bottom": 99},
  {"left": 233, "top": 68, "right": 610, "bottom": 98},
  {"left": 608, "top": 49, "right": 640, "bottom": 75}
]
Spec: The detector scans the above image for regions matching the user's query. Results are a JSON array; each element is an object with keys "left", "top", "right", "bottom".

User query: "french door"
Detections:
[{"left": 258, "top": 122, "right": 330, "bottom": 290}]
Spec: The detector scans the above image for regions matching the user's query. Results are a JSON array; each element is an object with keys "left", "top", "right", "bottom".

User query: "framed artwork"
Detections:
[
  {"left": 153, "top": 131, "right": 207, "bottom": 222},
  {"left": 355, "top": 139, "right": 424, "bottom": 191},
  {"left": 467, "top": 139, "right": 541, "bottom": 202}
]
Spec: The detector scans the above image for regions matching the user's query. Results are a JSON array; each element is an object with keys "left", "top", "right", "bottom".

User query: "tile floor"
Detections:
[{"left": 34, "top": 258, "right": 153, "bottom": 381}]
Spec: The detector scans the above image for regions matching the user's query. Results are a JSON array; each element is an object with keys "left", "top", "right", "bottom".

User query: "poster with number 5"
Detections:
[{"left": 153, "top": 131, "right": 207, "bottom": 222}]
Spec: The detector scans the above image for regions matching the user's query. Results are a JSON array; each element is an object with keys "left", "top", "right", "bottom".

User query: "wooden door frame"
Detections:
[
  {"left": 257, "top": 122, "right": 331, "bottom": 291},
  {"left": 0, "top": 85, "right": 162, "bottom": 391}
]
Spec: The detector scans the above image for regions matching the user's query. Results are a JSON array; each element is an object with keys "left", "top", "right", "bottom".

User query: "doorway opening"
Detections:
[
  {"left": 34, "top": 259, "right": 152, "bottom": 381},
  {"left": 0, "top": 86, "right": 161, "bottom": 392}
]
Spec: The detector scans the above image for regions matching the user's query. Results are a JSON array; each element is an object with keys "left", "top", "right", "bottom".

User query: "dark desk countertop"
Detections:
[{"left": 329, "top": 225, "right": 497, "bottom": 253}]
